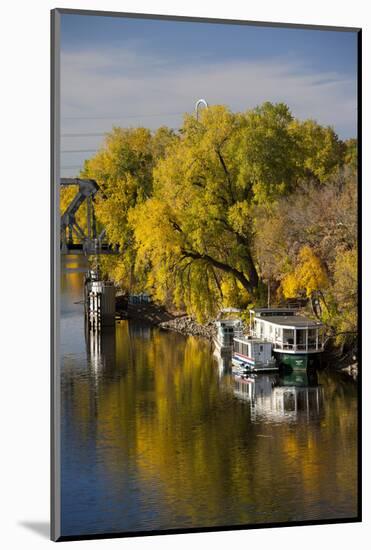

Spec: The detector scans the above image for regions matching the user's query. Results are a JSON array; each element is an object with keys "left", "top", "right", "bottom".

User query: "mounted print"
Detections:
[{"left": 51, "top": 8, "right": 361, "bottom": 541}]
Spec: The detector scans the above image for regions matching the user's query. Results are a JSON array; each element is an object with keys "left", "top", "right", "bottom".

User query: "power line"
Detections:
[
  {"left": 61, "top": 149, "right": 98, "bottom": 153},
  {"left": 61, "top": 132, "right": 106, "bottom": 138},
  {"left": 62, "top": 111, "right": 184, "bottom": 120},
  {"left": 62, "top": 126, "right": 181, "bottom": 138}
]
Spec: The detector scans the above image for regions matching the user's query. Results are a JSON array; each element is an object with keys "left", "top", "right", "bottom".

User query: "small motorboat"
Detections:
[{"left": 232, "top": 336, "right": 278, "bottom": 373}]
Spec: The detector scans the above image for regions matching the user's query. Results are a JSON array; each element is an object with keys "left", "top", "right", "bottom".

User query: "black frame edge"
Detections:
[
  {"left": 55, "top": 516, "right": 361, "bottom": 543},
  {"left": 51, "top": 7, "right": 61, "bottom": 543},
  {"left": 54, "top": 7, "right": 361, "bottom": 32},
  {"left": 356, "top": 27, "right": 362, "bottom": 524}
]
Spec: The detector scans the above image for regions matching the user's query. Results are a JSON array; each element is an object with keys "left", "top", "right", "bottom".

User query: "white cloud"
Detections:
[{"left": 60, "top": 45, "right": 356, "bottom": 174}]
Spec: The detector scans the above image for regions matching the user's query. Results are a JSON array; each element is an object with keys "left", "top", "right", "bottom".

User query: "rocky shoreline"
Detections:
[
  {"left": 115, "top": 297, "right": 216, "bottom": 340},
  {"left": 159, "top": 316, "right": 216, "bottom": 341}
]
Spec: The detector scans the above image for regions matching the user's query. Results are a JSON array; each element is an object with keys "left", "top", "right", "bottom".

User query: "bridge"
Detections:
[{"left": 60, "top": 177, "right": 119, "bottom": 255}]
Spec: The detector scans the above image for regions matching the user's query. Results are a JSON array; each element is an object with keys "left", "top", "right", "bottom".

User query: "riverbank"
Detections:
[
  {"left": 116, "top": 298, "right": 216, "bottom": 340},
  {"left": 159, "top": 316, "right": 216, "bottom": 341},
  {"left": 116, "top": 298, "right": 358, "bottom": 377}
]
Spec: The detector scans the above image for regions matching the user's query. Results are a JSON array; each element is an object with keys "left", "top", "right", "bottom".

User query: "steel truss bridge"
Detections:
[{"left": 60, "top": 177, "right": 119, "bottom": 255}]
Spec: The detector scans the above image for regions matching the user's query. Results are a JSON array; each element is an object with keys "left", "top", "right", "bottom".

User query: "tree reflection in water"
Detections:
[{"left": 60, "top": 259, "right": 357, "bottom": 536}]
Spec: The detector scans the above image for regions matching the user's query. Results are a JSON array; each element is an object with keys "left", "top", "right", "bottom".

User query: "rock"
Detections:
[
  {"left": 159, "top": 316, "right": 216, "bottom": 341},
  {"left": 115, "top": 298, "right": 217, "bottom": 341}
]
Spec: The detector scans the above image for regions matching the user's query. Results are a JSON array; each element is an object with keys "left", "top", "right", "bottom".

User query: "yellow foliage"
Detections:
[
  {"left": 67, "top": 102, "right": 352, "bottom": 325},
  {"left": 281, "top": 273, "right": 300, "bottom": 298},
  {"left": 282, "top": 246, "right": 328, "bottom": 298},
  {"left": 332, "top": 248, "right": 357, "bottom": 342}
]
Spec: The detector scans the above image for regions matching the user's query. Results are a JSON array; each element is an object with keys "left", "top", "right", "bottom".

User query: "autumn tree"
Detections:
[
  {"left": 130, "top": 103, "right": 345, "bottom": 320},
  {"left": 281, "top": 245, "right": 328, "bottom": 300},
  {"left": 76, "top": 101, "right": 350, "bottom": 325},
  {"left": 255, "top": 167, "right": 357, "bottom": 345},
  {"left": 331, "top": 248, "right": 358, "bottom": 347},
  {"left": 81, "top": 126, "right": 177, "bottom": 287}
]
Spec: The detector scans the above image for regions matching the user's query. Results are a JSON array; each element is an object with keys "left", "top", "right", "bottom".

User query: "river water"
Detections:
[{"left": 60, "top": 256, "right": 358, "bottom": 537}]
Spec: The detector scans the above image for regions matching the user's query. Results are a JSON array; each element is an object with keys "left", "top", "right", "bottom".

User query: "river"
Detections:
[{"left": 60, "top": 256, "right": 358, "bottom": 537}]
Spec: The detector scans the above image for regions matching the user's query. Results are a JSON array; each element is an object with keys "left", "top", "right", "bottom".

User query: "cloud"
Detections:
[{"left": 60, "top": 45, "right": 356, "bottom": 174}]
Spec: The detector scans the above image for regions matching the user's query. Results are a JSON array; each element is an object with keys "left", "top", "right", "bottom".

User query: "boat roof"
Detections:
[
  {"left": 216, "top": 319, "right": 242, "bottom": 325},
  {"left": 255, "top": 315, "right": 322, "bottom": 328},
  {"left": 250, "top": 307, "right": 298, "bottom": 315}
]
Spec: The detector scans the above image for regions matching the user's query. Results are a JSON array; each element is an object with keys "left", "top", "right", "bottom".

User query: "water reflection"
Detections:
[
  {"left": 60, "top": 258, "right": 358, "bottom": 537},
  {"left": 232, "top": 371, "right": 324, "bottom": 423},
  {"left": 128, "top": 322, "right": 152, "bottom": 340},
  {"left": 86, "top": 325, "right": 116, "bottom": 378},
  {"left": 213, "top": 349, "right": 231, "bottom": 377}
]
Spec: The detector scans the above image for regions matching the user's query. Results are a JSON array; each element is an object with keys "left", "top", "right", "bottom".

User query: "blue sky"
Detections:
[{"left": 60, "top": 14, "right": 358, "bottom": 176}]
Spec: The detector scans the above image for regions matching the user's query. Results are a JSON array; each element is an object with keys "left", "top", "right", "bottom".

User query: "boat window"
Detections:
[{"left": 296, "top": 330, "right": 305, "bottom": 345}]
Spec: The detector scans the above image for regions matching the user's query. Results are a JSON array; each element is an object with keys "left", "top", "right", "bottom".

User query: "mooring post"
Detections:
[{"left": 85, "top": 272, "right": 116, "bottom": 333}]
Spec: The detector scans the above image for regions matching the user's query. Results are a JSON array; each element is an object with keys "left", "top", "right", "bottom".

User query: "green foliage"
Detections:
[
  {"left": 131, "top": 105, "right": 264, "bottom": 321},
  {"left": 289, "top": 118, "right": 344, "bottom": 183},
  {"left": 235, "top": 102, "right": 344, "bottom": 204},
  {"left": 71, "top": 102, "right": 356, "bottom": 340},
  {"left": 80, "top": 126, "right": 178, "bottom": 289},
  {"left": 129, "top": 103, "right": 347, "bottom": 320}
]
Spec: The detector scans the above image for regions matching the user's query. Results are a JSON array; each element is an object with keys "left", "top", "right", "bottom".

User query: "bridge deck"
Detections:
[{"left": 61, "top": 244, "right": 119, "bottom": 255}]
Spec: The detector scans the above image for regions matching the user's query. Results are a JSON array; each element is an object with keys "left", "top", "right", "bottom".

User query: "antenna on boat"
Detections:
[
  {"left": 267, "top": 279, "right": 270, "bottom": 308},
  {"left": 195, "top": 98, "right": 208, "bottom": 120}
]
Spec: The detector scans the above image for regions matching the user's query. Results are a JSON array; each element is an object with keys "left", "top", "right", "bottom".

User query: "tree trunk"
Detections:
[
  {"left": 181, "top": 249, "right": 257, "bottom": 295},
  {"left": 235, "top": 234, "right": 259, "bottom": 288}
]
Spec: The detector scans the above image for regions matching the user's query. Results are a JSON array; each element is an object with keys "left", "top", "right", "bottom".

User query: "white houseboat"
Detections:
[
  {"left": 213, "top": 319, "right": 243, "bottom": 356},
  {"left": 232, "top": 336, "right": 277, "bottom": 373},
  {"left": 249, "top": 308, "right": 324, "bottom": 370}
]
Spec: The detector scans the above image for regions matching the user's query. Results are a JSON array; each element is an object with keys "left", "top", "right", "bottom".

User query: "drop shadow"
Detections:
[{"left": 19, "top": 521, "right": 50, "bottom": 539}]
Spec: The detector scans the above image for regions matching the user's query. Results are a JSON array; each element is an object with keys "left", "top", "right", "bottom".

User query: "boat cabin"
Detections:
[
  {"left": 249, "top": 308, "right": 324, "bottom": 354},
  {"left": 233, "top": 336, "right": 274, "bottom": 365},
  {"left": 214, "top": 319, "right": 243, "bottom": 355}
]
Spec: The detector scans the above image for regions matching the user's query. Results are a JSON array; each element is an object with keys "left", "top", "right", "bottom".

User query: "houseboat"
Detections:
[
  {"left": 249, "top": 308, "right": 324, "bottom": 370},
  {"left": 232, "top": 336, "right": 278, "bottom": 373},
  {"left": 213, "top": 319, "right": 243, "bottom": 356}
]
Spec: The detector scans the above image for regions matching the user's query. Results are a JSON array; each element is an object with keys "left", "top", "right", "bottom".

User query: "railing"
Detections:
[
  {"left": 272, "top": 340, "right": 322, "bottom": 352},
  {"left": 251, "top": 332, "right": 323, "bottom": 352}
]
